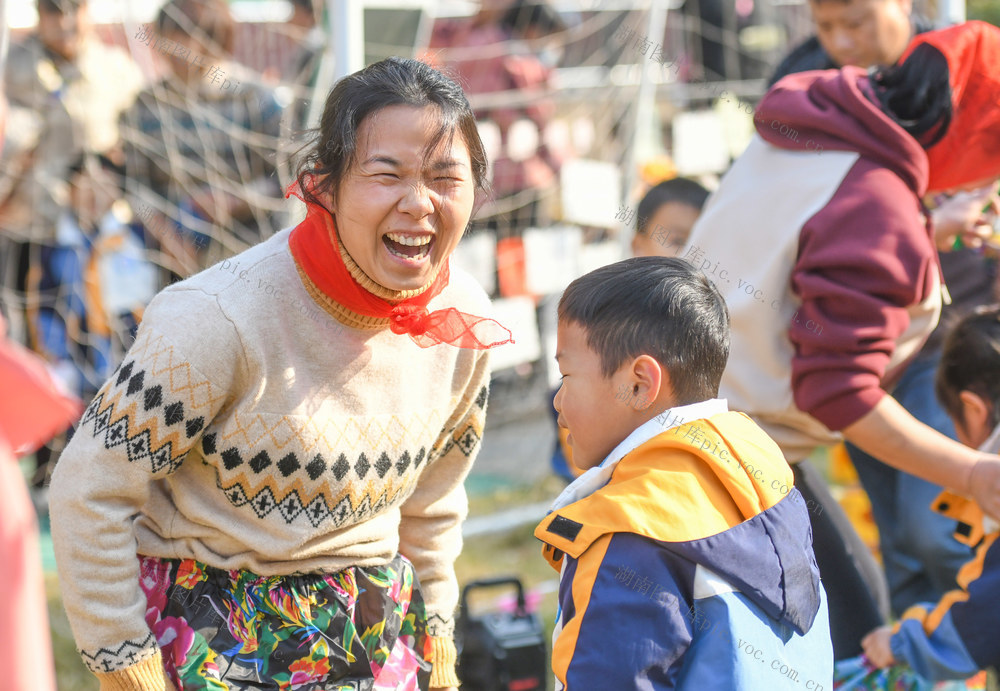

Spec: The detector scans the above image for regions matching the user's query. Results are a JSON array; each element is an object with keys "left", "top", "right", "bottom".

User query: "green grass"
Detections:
[{"left": 466, "top": 473, "right": 566, "bottom": 515}]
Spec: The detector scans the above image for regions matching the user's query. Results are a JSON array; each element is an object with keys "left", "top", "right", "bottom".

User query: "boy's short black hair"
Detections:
[
  {"left": 559, "top": 256, "right": 730, "bottom": 404},
  {"left": 936, "top": 305, "right": 1000, "bottom": 432},
  {"left": 636, "top": 177, "right": 710, "bottom": 236}
]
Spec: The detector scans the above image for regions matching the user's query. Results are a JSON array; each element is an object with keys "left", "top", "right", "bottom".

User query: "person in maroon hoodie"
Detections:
[
  {"left": 771, "top": 0, "right": 998, "bottom": 625},
  {"left": 682, "top": 20, "right": 1000, "bottom": 661}
]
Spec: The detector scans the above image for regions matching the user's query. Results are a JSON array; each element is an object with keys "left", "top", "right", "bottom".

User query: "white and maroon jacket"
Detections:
[{"left": 683, "top": 67, "right": 944, "bottom": 462}]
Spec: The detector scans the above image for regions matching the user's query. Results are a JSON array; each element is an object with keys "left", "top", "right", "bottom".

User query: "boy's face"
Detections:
[
  {"left": 631, "top": 201, "right": 701, "bottom": 259},
  {"left": 39, "top": 4, "right": 89, "bottom": 63},
  {"left": 70, "top": 164, "right": 117, "bottom": 229},
  {"left": 554, "top": 320, "right": 644, "bottom": 471}
]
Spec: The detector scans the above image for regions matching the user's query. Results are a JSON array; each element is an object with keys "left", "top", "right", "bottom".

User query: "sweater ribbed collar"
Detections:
[{"left": 288, "top": 199, "right": 513, "bottom": 349}]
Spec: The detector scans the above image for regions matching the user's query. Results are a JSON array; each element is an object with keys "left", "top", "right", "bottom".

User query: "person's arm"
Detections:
[
  {"left": 49, "top": 289, "right": 241, "bottom": 690},
  {"left": 863, "top": 532, "right": 1000, "bottom": 680},
  {"left": 841, "top": 398, "right": 1000, "bottom": 518},
  {"left": 397, "top": 349, "right": 490, "bottom": 690},
  {"left": 784, "top": 163, "right": 1000, "bottom": 511}
]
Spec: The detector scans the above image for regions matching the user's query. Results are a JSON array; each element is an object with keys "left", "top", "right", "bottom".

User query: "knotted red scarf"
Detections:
[{"left": 287, "top": 189, "right": 514, "bottom": 350}]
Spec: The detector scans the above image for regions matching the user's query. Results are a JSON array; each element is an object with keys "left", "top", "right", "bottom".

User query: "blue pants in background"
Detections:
[{"left": 846, "top": 354, "right": 974, "bottom": 617}]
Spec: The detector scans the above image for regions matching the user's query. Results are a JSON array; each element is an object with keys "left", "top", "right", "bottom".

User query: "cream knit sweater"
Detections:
[{"left": 50, "top": 229, "right": 491, "bottom": 689}]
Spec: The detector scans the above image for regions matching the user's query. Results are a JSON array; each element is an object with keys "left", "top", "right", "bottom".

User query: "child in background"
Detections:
[
  {"left": 32, "top": 153, "right": 157, "bottom": 401},
  {"left": 536, "top": 257, "right": 832, "bottom": 687},
  {"left": 862, "top": 306, "right": 1000, "bottom": 682},
  {"left": 630, "top": 177, "right": 711, "bottom": 258},
  {"left": 549, "top": 177, "right": 711, "bottom": 481}
]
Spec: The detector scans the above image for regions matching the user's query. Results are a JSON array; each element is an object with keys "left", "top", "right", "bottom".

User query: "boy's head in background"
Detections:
[
  {"left": 937, "top": 305, "right": 1000, "bottom": 448},
  {"left": 631, "top": 177, "right": 711, "bottom": 258},
  {"left": 67, "top": 154, "right": 124, "bottom": 231},
  {"left": 554, "top": 257, "right": 730, "bottom": 470}
]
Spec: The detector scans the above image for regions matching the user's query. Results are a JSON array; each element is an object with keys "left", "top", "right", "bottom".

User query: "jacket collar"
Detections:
[{"left": 549, "top": 398, "right": 728, "bottom": 511}]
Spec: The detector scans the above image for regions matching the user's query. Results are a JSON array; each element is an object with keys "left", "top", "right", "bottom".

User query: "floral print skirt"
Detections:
[{"left": 138, "top": 553, "right": 432, "bottom": 690}]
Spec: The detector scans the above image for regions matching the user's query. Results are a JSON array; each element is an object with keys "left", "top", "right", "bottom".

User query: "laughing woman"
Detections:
[{"left": 50, "top": 57, "right": 511, "bottom": 691}]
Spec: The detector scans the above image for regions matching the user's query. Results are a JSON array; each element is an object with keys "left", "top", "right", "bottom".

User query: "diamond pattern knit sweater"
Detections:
[{"left": 49, "top": 228, "right": 491, "bottom": 689}]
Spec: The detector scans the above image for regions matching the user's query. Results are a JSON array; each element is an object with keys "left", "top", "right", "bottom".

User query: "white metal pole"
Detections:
[
  {"left": 621, "top": 0, "right": 668, "bottom": 256},
  {"left": 306, "top": 0, "right": 364, "bottom": 129},
  {"left": 332, "top": 0, "right": 365, "bottom": 80}
]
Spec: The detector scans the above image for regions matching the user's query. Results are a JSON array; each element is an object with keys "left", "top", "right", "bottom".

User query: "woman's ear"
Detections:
[
  {"left": 318, "top": 186, "right": 336, "bottom": 214},
  {"left": 472, "top": 188, "right": 490, "bottom": 217}
]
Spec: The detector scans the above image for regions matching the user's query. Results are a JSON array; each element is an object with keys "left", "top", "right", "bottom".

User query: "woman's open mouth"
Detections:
[{"left": 383, "top": 232, "right": 433, "bottom": 261}]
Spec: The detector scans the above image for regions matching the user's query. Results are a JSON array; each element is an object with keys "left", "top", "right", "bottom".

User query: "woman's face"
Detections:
[{"left": 331, "top": 104, "right": 477, "bottom": 292}]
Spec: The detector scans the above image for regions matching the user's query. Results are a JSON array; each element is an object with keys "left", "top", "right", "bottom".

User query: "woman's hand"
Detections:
[
  {"left": 932, "top": 185, "right": 999, "bottom": 251},
  {"left": 861, "top": 626, "right": 896, "bottom": 668}
]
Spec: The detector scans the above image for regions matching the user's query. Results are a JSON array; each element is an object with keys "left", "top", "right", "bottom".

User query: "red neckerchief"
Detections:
[{"left": 288, "top": 193, "right": 513, "bottom": 350}]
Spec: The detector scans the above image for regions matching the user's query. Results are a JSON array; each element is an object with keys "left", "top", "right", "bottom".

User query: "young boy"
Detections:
[
  {"left": 550, "top": 177, "right": 712, "bottom": 482},
  {"left": 862, "top": 306, "right": 1000, "bottom": 681},
  {"left": 535, "top": 257, "right": 833, "bottom": 688}
]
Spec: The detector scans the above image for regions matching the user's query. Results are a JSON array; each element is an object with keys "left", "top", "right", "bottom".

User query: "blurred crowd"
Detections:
[{"left": 0, "top": 0, "right": 986, "bottom": 498}]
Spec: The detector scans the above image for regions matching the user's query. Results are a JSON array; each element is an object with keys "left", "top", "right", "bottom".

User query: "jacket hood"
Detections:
[
  {"left": 662, "top": 489, "right": 821, "bottom": 635},
  {"left": 535, "top": 411, "right": 822, "bottom": 635},
  {"left": 757, "top": 67, "right": 928, "bottom": 197}
]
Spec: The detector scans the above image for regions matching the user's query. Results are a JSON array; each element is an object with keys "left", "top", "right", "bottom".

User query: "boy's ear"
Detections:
[{"left": 630, "top": 354, "right": 673, "bottom": 407}]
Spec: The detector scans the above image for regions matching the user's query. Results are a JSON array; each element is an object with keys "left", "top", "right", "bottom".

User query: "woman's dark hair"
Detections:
[
  {"left": 157, "top": 0, "right": 235, "bottom": 55},
  {"left": 558, "top": 257, "right": 730, "bottom": 404},
  {"left": 870, "top": 43, "right": 952, "bottom": 149},
  {"left": 936, "top": 305, "right": 1000, "bottom": 434},
  {"left": 636, "top": 177, "right": 710, "bottom": 236},
  {"left": 296, "top": 57, "right": 490, "bottom": 209}
]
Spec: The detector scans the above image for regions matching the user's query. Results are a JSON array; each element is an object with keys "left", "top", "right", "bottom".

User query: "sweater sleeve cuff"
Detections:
[
  {"left": 428, "top": 635, "right": 460, "bottom": 688},
  {"left": 800, "top": 383, "right": 886, "bottom": 432},
  {"left": 95, "top": 650, "right": 171, "bottom": 691}
]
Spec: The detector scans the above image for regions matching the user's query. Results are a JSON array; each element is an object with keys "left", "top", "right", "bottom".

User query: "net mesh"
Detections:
[{"left": 0, "top": 0, "right": 945, "bottom": 477}]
